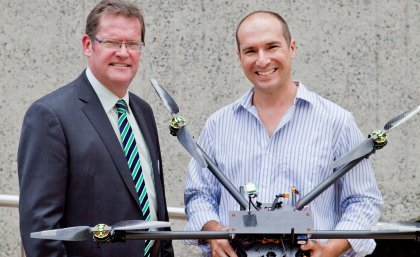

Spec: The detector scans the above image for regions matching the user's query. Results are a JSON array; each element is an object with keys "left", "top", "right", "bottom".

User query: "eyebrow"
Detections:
[
  {"left": 241, "top": 41, "right": 282, "bottom": 52},
  {"left": 266, "top": 41, "right": 282, "bottom": 46},
  {"left": 241, "top": 46, "right": 254, "bottom": 53},
  {"left": 103, "top": 38, "right": 141, "bottom": 43}
]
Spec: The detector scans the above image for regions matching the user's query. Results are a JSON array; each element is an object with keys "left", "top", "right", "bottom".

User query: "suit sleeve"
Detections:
[{"left": 18, "top": 101, "right": 69, "bottom": 257}]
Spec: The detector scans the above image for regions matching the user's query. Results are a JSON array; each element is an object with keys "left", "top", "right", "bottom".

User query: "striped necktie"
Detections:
[{"left": 116, "top": 99, "right": 152, "bottom": 256}]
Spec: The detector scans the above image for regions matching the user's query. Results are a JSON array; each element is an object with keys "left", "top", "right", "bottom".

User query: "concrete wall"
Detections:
[{"left": 1, "top": 0, "right": 419, "bottom": 256}]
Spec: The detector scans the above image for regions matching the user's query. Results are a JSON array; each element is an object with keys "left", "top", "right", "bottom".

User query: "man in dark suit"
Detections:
[{"left": 17, "top": 1, "right": 174, "bottom": 256}]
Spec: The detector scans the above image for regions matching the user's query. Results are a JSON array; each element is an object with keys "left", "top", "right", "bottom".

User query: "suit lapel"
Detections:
[{"left": 77, "top": 73, "right": 143, "bottom": 214}]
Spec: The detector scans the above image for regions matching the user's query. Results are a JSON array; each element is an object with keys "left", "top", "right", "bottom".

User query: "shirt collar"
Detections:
[
  {"left": 233, "top": 81, "right": 314, "bottom": 112},
  {"left": 85, "top": 67, "right": 130, "bottom": 113},
  {"left": 294, "top": 81, "right": 314, "bottom": 105}
]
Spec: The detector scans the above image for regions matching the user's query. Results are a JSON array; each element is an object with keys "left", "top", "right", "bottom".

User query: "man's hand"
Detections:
[
  {"left": 202, "top": 220, "right": 237, "bottom": 257},
  {"left": 300, "top": 239, "right": 350, "bottom": 257}
]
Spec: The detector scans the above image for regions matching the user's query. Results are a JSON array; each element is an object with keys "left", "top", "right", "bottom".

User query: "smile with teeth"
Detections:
[
  {"left": 256, "top": 68, "right": 276, "bottom": 76},
  {"left": 111, "top": 63, "right": 130, "bottom": 67}
]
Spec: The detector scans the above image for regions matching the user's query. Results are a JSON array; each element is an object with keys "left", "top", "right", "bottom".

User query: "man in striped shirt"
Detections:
[{"left": 184, "top": 10, "right": 383, "bottom": 257}]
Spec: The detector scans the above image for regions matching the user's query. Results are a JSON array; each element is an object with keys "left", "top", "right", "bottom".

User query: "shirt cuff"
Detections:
[{"left": 184, "top": 211, "right": 220, "bottom": 247}]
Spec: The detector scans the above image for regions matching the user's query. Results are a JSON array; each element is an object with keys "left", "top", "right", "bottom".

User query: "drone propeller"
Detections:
[
  {"left": 374, "top": 221, "right": 420, "bottom": 231},
  {"left": 330, "top": 138, "right": 375, "bottom": 169},
  {"left": 149, "top": 78, "right": 180, "bottom": 115},
  {"left": 111, "top": 220, "right": 171, "bottom": 230},
  {"left": 30, "top": 226, "right": 95, "bottom": 241},
  {"left": 30, "top": 220, "right": 171, "bottom": 241},
  {"left": 330, "top": 105, "right": 420, "bottom": 169},
  {"left": 149, "top": 78, "right": 249, "bottom": 210},
  {"left": 149, "top": 78, "right": 207, "bottom": 168},
  {"left": 383, "top": 105, "right": 420, "bottom": 133}
]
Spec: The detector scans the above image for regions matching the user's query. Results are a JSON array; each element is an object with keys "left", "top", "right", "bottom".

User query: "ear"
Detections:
[
  {"left": 236, "top": 50, "right": 243, "bottom": 68},
  {"left": 289, "top": 39, "right": 297, "bottom": 58},
  {"left": 82, "top": 34, "right": 93, "bottom": 57}
]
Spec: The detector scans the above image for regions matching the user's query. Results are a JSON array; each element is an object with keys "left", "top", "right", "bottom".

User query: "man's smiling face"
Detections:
[
  {"left": 83, "top": 12, "right": 142, "bottom": 97},
  {"left": 237, "top": 13, "right": 296, "bottom": 94}
]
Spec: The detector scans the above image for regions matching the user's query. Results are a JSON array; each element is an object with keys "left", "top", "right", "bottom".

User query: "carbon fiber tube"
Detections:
[
  {"left": 310, "top": 231, "right": 419, "bottom": 241},
  {"left": 296, "top": 156, "right": 368, "bottom": 210},
  {"left": 124, "top": 231, "right": 231, "bottom": 240},
  {"left": 197, "top": 145, "right": 250, "bottom": 210}
]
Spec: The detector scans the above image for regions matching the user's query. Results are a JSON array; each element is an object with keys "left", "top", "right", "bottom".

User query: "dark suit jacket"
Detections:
[{"left": 18, "top": 71, "right": 174, "bottom": 257}]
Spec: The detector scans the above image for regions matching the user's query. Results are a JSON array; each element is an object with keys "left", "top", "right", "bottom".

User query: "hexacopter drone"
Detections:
[{"left": 31, "top": 79, "right": 420, "bottom": 257}]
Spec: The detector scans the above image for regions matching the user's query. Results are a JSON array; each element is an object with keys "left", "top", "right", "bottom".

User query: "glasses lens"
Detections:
[
  {"left": 126, "top": 42, "right": 142, "bottom": 52},
  {"left": 98, "top": 38, "right": 142, "bottom": 52},
  {"left": 102, "top": 40, "right": 121, "bottom": 50}
]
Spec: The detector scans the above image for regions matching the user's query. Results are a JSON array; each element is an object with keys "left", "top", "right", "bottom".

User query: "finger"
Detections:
[
  {"left": 212, "top": 246, "right": 226, "bottom": 257},
  {"left": 213, "top": 248, "right": 231, "bottom": 257},
  {"left": 212, "top": 239, "right": 236, "bottom": 257},
  {"left": 300, "top": 240, "right": 315, "bottom": 251},
  {"left": 222, "top": 241, "right": 238, "bottom": 257}
]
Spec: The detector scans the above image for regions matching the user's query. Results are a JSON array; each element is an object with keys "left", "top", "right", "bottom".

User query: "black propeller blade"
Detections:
[
  {"left": 330, "top": 105, "right": 420, "bottom": 169},
  {"left": 111, "top": 220, "right": 171, "bottom": 230},
  {"left": 374, "top": 221, "right": 420, "bottom": 231},
  {"left": 384, "top": 105, "right": 420, "bottom": 132},
  {"left": 30, "top": 220, "right": 171, "bottom": 241},
  {"left": 150, "top": 78, "right": 207, "bottom": 168},
  {"left": 31, "top": 226, "right": 94, "bottom": 241},
  {"left": 150, "top": 78, "right": 180, "bottom": 115}
]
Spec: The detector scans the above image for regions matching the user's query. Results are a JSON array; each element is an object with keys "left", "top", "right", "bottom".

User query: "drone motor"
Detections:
[
  {"left": 93, "top": 224, "right": 111, "bottom": 243},
  {"left": 169, "top": 116, "right": 186, "bottom": 136},
  {"left": 368, "top": 129, "right": 387, "bottom": 149}
]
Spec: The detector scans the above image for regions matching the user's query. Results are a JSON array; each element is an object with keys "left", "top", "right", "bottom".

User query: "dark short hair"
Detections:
[
  {"left": 235, "top": 11, "right": 291, "bottom": 51},
  {"left": 85, "top": 0, "right": 145, "bottom": 43}
]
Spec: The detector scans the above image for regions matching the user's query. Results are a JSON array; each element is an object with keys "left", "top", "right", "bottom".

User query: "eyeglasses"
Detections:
[{"left": 89, "top": 34, "right": 144, "bottom": 52}]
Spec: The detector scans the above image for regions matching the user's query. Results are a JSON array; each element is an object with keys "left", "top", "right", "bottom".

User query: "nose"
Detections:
[
  {"left": 115, "top": 43, "right": 129, "bottom": 57},
  {"left": 256, "top": 49, "right": 270, "bottom": 67}
]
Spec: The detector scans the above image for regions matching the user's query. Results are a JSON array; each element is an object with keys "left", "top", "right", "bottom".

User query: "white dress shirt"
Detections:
[
  {"left": 185, "top": 82, "right": 383, "bottom": 257},
  {"left": 86, "top": 68, "right": 158, "bottom": 223}
]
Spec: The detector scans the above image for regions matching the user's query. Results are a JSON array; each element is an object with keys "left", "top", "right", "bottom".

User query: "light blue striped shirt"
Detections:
[{"left": 184, "top": 82, "right": 383, "bottom": 257}]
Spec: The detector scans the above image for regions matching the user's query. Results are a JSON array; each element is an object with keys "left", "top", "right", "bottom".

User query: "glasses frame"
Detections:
[{"left": 89, "top": 34, "right": 144, "bottom": 52}]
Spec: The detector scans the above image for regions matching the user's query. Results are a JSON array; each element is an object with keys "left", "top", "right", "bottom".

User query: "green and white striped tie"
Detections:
[{"left": 116, "top": 99, "right": 152, "bottom": 256}]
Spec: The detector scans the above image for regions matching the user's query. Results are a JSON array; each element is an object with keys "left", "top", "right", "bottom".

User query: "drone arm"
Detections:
[
  {"left": 297, "top": 156, "right": 382, "bottom": 255},
  {"left": 297, "top": 113, "right": 373, "bottom": 210},
  {"left": 298, "top": 115, "right": 383, "bottom": 256},
  {"left": 123, "top": 231, "right": 231, "bottom": 240},
  {"left": 183, "top": 123, "right": 248, "bottom": 211},
  {"left": 199, "top": 147, "right": 248, "bottom": 210},
  {"left": 296, "top": 158, "right": 362, "bottom": 210},
  {"left": 119, "top": 229, "right": 420, "bottom": 241},
  {"left": 311, "top": 230, "right": 419, "bottom": 241}
]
